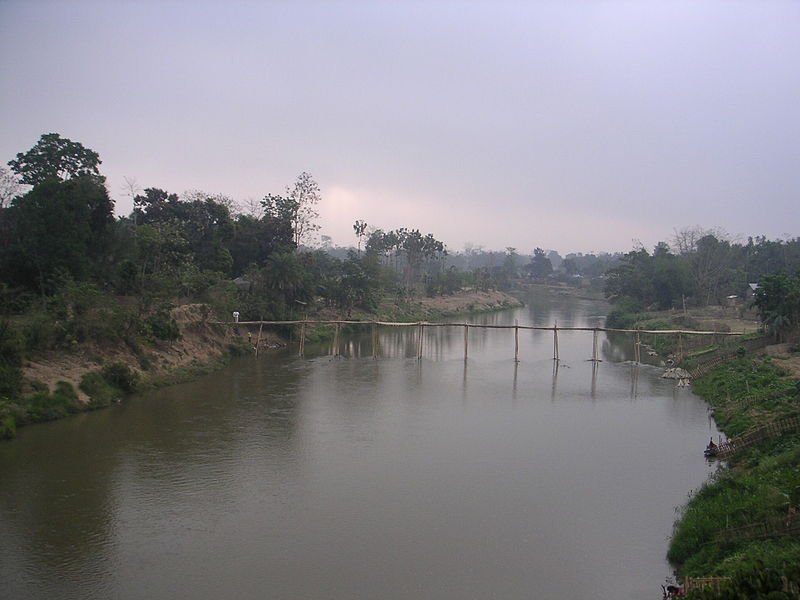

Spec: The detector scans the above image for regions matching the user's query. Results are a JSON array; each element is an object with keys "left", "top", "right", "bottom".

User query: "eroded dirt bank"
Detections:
[{"left": 23, "top": 290, "right": 523, "bottom": 403}]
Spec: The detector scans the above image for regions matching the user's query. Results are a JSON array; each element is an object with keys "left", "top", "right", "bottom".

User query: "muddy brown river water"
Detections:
[{"left": 0, "top": 291, "right": 717, "bottom": 599}]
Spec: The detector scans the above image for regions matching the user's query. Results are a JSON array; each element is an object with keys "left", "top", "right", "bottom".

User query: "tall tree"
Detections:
[
  {"left": 1, "top": 177, "right": 114, "bottom": 293},
  {"left": 353, "top": 220, "right": 368, "bottom": 254},
  {"left": 286, "top": 171, "right": 321, "bottom": 247},
  {"left": 525, "top": 247, "right": 553, "bottom": 280},
  {"left": 8, "top": 133, "right": 102, "bottom": 186},
  {"left": 753, "top": 273, "right": 800, "bottom": 342}
]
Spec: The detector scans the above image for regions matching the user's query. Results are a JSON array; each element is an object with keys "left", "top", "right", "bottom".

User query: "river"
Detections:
[{"left": 0, "top": 290, "right": 717, "bottom": 599}]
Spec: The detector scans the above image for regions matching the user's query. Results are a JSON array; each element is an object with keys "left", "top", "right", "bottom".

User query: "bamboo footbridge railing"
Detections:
[{"left": 219, "top": 318, "right": 749, "bottom": 362}]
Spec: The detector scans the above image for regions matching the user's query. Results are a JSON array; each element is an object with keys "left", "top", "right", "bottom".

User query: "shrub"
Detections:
[
  {"left": 23, "top": 381, "right": 81, "bottom": 423},
  {"left": 0, "top": 321, "right": 23, "bottom": 398},
  {"left": 606, "top": 306, "right": 639, "bottom": 329},
  {"left": 670, "top": 314, "right": 701, "bottom": 329},
  {"left": 0, "top": 399, "right": 17, "bottom": 439},
  {"left": 79, "top": 371, "right": 119, "bottom": 410},
  {"left": 0, "top": 413, "right": 16, "bottom": 439},
  {"left": 146, "top": 308, "right": 180, "bottom": 341},
  {"left": 21, "top": 311, "right": 56, "bottom": 352},
  {"left": 101, "top": 362, "right": 139, "bottom": 393}
]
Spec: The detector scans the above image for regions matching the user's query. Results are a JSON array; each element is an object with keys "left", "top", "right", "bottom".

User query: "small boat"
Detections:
[{"left": 704, "top": 437, "right": 719, "bottom": 458}]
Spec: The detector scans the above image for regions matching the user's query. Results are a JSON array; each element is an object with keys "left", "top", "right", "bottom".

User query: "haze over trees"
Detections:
[
  {"left": 0, "top": 134, "right": 532, "bottom": 358},
  {"left": 603, "top": 228, "right": 800, "bottom": 331},
  {"left": 2, "top": 131, "right": 800, "bottom": 447},
  {"left": 2, "top": 133, "right": 799, "bottom": 360}
]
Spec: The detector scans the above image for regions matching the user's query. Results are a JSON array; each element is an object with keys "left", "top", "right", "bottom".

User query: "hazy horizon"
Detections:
[{"left": 1, "top": 1, "right": 798, "bottom": 255}]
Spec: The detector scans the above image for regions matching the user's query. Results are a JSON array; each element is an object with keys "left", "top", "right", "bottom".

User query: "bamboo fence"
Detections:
[
  {"left": 684, "top": 577, "right": 732, "bottom": 594},
  {"left": 713, "top": 511, "right": 800, "bottom": 545},
  {"left": 716, "top": 415, "right": 800, "bottom": 459}
]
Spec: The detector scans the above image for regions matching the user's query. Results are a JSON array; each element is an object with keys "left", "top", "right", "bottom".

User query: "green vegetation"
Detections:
[
  {"left": 668, "top": 356, "right": 800, "bottom": 598},
  {"left": 604, "top": 232, "right": 800, "bottom": 328},
  {"left": 0, "top": 133, "right": 538, "bottom": 438},
  {"left": 753, "top": 273, "right": 800, "bottom": 343}
]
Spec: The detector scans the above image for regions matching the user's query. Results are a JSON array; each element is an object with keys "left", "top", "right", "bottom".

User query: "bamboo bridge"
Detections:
[{"left": 221, "top": 318, "right": 751, "bottom": 362}]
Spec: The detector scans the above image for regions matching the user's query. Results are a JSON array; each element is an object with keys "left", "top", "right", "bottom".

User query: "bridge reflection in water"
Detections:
[{"left": 230, "top": 317, "right": 749, "bottom": 368}]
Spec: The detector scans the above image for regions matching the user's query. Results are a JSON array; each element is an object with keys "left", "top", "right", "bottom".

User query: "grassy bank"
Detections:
[{"left": 667, "top": 350, "right": 800, "bottom": 598}]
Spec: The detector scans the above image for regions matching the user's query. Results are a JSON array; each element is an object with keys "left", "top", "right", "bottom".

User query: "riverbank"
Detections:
[
  {"left": 1, "top": 289, "right": 522, "bottom": 439},
  {"left": 666, "top": 341, "right": 800, "bottom": 597}
]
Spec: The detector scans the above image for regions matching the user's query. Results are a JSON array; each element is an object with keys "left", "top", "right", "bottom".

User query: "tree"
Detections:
[
  {"left": 753, "top": 273, "right": 800, "bottom": 342},
  {"left": 285, "top": 171, "right": 322, "bottom": 247},
  {"left": 1, "top": 177, "right": 114, "bottom": 293},
  {"left": 353, "top": 220, "right": 368, "bottom": 254},
  {"left": 525, "top": 247, "right": 553, "bottom": 280},
  {"left": 261, "top": 193, "right": 297, "bottom": 222},
  {"left": 673, "top": 226, "right": 735, "bottom": 305},
  {"left": 8, "top": 133, "right": 102, "bottom": 186},
  {"left": 133, "top": 188, "right": 235, "bottom": 274},
  {"left": 504, "top": 247, "right": 519, "bottom": 279}
]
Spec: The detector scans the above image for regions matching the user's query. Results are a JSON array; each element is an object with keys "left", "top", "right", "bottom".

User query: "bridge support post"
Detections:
[
  {"left": 635, "top": 329, "right": 641, "bottom": 364},
  {"left": 299, "top": 321, "right": 306, "bottom": 357},
  {"left": 372, "top": 324, "right": 378, "bottom": 360},
  {"left": 464, "top": 322, "right": 469, "bottom": 361},
  {"left": 591, "top": 328, "right": 599, "bottom": 362},
  {"left": 553, "top": 321, "right": 560, "bottom": 362},
  {"left": 514, "top": 319, "right": 520, "bottom": 363},
  {"left": 255, "top": 322, "right": 263, "bottom": 358},
  {"left": 333, "top": 322, "right": 340, "bottom": 358}
]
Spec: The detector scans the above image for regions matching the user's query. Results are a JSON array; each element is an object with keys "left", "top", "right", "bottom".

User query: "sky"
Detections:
[{"left": 1, "top": 1, "right": 798, "bottom": 255}]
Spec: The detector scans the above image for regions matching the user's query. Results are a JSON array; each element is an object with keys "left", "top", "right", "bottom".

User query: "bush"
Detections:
[
  {"left": 0, "top": 321, "right": 23, "bottom": 398},
  {"left": 21, "top": 311, "right": 56, "bottom": 352},
  {"left": 670, "top": 314, "right": 701, "bottom": 329},
  {"left": 101, "top": 362, "right": 139, "bottom": 393},
  {"left": 146, "top": 308, "right": 180, "bottom": 341},
  {"left": 79, "top": 371, "right": 119, "bottom": 410},
  {"left": 606, "top": 306, "right": 639, "bottom": 329},
  {"left": 23, "top": 381, "right": 81, "bottom": 423},
  {"left": 0, "top": 413, "right": 16, "bottom": 439},
  {"left": 0, "top": 399, "right": 17, "bottom": 439}
]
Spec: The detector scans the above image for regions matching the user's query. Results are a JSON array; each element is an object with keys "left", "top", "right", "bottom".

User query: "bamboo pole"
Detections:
[
  {"left": 333, "top": 322, "right": 340, "bottom": 357},
  {"left": 591, "top": 328, "right": 599, "bottom": 361},
  {"left": 553, "top": 321, "right": 560, "bottom": 362},
  {"left": 299, "top": 321, "right": 306, "bottom": 357},
  {"left": 255, "top": 322, "right": 263, "bottom": 358},
  {"left": 417, "top": 323, "right": 424, "bottom": 360},
  {"left": 464, "top": 321, "right": 469, "bottom": 361},
  {"left": 514, "top": 319, "right": 520, "bottom": 363},
  {"left": 635, "top": 329, "right": 641, "bottom": 364}
]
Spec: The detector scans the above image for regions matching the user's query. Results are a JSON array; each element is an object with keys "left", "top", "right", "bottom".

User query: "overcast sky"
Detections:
[{"left": 1, "top": 1, "right": 798, "bottom": 255}]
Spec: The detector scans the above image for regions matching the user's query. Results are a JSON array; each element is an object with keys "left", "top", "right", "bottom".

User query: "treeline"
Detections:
[
  {"left": 604, "top": 230, "right": 800, "bottom": 334},
  {"left": 0, "top": 133, "right": 558, "bottom": 426},
  {"left": 0, "top": 135, "right": 455, "bottom": 321}
]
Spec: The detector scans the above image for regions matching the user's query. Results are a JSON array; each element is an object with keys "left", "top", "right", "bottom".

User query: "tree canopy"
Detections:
[{"left": 8, "top": 133, "right": 102, "bottom": 186}]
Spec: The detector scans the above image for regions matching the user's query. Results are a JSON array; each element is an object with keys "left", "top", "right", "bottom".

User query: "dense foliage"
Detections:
[
  {"left": 668, "top": 358, "right": 800, "bottom": 598},
  {"left": 0, "top": 133, "right": 538, "bottom": 437},
  {"left": 753, "top": 273, "right": 800, "bottom": 342},
  {"left": 604, "top": 231, "right": 800, "bottom": 315}
]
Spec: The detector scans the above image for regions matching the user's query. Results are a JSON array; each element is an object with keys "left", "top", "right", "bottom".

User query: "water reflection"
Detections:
[{"left": 0, "top": 291, "right": 719, "bottom": 600}]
